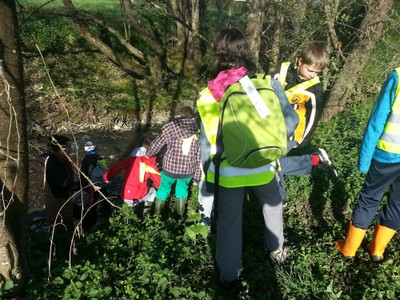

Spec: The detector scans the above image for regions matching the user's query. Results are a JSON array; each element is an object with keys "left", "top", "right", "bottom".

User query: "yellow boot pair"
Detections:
[{"left": 335, "top": 222, "right": 396, "bottom": 262}]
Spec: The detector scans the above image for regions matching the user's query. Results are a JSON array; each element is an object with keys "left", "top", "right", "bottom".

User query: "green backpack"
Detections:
[{"left": 215, "top": 74, "right": 287, "bottom": 168}]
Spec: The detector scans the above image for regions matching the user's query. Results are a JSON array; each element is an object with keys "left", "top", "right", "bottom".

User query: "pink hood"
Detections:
[{"left": 207, "top": 67, "right": 248, "bottom": 101}]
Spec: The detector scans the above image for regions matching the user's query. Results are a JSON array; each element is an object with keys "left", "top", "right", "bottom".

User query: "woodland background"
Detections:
[{"left": 0, "top": 0, "right": 400, "bottom": 299}]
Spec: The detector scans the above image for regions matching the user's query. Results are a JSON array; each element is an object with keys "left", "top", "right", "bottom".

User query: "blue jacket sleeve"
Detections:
[
  {"left": 358, "top": 70, "right": 398, "bottom": 173},
  {"left": 271, "top": 78, "right": 299, "bottom": 141}
]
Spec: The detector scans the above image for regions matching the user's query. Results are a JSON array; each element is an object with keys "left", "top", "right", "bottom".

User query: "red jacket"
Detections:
[{"left": 103, "top": 148, "right": 160, "bottom": 201}]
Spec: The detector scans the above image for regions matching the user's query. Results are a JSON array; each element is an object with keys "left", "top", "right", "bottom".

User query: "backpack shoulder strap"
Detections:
[
  {"left": 239, "top": 75, "right": 271, "bottom": 118},
  {"left": 277, "top": 62, "right": 291, "bottom": 88}
]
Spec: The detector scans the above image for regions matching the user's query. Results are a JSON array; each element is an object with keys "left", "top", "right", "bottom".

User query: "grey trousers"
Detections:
[
  {"left": 216, "top": 175, "right": 284, "bottom": 281},
  {"left": 198, "top": 180, "right": 214, "bottom": 228}
]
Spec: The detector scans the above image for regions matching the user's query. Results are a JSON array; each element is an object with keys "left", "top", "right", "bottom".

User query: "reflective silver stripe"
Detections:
[
  {"left": 387, "top": 113, "right": 400, "bottom": 124},
  {"left": 239, "top": 75, "right": 271, "bottom": 118},
  {"left": 380, "top": 132, "right": 400, "bottom": 144},
  {"left": 208, "top": 162, "right": 275, "bottom": 176}
]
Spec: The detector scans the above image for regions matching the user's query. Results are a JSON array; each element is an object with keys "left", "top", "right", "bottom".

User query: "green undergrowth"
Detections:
[
  {"left": 20, "top": 40, "right": 400, "bottom": 300},
  {"left": 21, "top": 101, "right": 400, "bottom": 298},
  {"left": 10, "top": 1, "right": 400, "bottom": 299},
  {"left": 24, "top": 199, "right": 215, "bottom": 300},
  {"left": 278, "top": 98, "right": 400, "bottom": 299}
]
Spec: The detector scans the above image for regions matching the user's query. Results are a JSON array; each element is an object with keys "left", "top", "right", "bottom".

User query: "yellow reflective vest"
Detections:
[
  {"left": 197, "top": 87, "right": 276, "bottom": 188},
  {"left": 377, "top": 67, "right": 400, "bottom": 153},
  {"left": 278, "top": 62, "right": 320, "bottom": 144}
]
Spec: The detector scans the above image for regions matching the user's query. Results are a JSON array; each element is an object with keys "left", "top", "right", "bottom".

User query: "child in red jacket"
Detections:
[{"left": 103, "top": 139, "right": 161, "bottom": 213}]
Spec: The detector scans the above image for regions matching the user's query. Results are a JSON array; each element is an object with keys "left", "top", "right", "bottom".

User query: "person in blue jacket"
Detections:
[{"left": 335, "top": 67, "right": 400, "bottom": 262}]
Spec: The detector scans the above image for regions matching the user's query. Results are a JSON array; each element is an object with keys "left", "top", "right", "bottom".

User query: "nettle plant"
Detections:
[{"left": 29, "top": 204, "right": 213, "bottom": 299}]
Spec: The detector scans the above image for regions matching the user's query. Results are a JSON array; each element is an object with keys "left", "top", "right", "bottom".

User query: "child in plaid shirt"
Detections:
[{"left": 146, "top": 106, "right": 201, "bottom": 217}]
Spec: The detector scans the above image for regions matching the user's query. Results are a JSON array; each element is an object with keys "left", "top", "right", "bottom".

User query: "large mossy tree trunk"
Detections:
[
  {"left": 267, "top": 0, "right": 284, "bottom": 75},
  {"left": 323, "top": 0, "right": 394, "bottom": 121},
  {"left": 245, "top": 0, "right": 266, "bottom": 72},
  {"left": 0, "top": 0, "right": 29, "bottom": 295},
  {"left": 186, "top": 0, "right": 203, "bottom": 78}
]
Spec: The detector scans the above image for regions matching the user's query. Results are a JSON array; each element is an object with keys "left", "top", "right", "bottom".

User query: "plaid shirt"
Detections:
[{"left": 147, "top": 118, "right": 201, "bottom": 182}]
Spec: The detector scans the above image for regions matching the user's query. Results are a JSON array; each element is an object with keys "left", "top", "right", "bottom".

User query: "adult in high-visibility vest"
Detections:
[
  {"left": 197, "top": 28, "right": 298, "bottom": 288},
  {"left": 276, "top": 41, "right": 337, "bottom": 204},
  {"left": 336, "top": 67, "right": 400, "bottom": 262}
]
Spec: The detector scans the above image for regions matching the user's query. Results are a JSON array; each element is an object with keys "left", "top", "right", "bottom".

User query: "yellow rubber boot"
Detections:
[
  {"left": 367, "top": 224, "right": 396, "bottom": 262},
  {"left": 335, "top": 221, "right": 366, "bottom": 260}
]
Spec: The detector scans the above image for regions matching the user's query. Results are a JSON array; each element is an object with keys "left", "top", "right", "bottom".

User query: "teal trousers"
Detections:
[{"left": 156, "top": 172, "right": 192, "bottom": 201}]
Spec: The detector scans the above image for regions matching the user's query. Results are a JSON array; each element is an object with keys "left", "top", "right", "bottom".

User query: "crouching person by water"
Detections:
[
  {"left": 146, "top": 106, "right": 201, "bottom": 217},
  {"left": 44, "top": 135, "right": 78, "bottom": 228},
  {"left": 103, "top": 138, "right": 161, "bottom": 215},
  {"left": 77, "top": 141, "right": 111, "bottom": 229}
]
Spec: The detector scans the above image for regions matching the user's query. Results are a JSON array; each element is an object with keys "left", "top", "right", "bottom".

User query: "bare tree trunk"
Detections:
[
  {"left": 268, "top": 0, "right": 284, "bottom": 74},
  {"left": 186, "top": 0, "right": 203, "bottom": 77},
  {"left": 323, "top": 0, "right": 394, "bottom": 121},
  {"left": 169, "top": 0, "right": 204, "bottom": 77},
  {"left": 245, "top": 0, "right": 266, "bottom": 71},
  {"left": 323, "top": 0, "right": 341, "bottom": 90},
  {"left": 291, "top": 0, "right": 309, "bottom": 33},
  {"left": 0, "top": 0, "right": 29, "bottom": 295},
  {"left": 264, "top": 0, "right": 310, "bottom": 74},
  {"left": 170, "top": 0, "right": 188, "bottom": 49}
]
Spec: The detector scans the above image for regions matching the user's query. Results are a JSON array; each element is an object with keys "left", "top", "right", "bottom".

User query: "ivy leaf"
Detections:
[
  {"left": 157, "top": 277, "right": 168, "bottom": 292},
  {"left": 63, "top": 269, "right": 72, "bottom": 279},
  {"left": 80, "top": 272, "right": 89, "bottom": 281},
  {"left": 88, "top": 289, "right": 99, "bottom": 297},
  {"left": 198, "top": 225, "right": 209, "bottom": 239},
  {"left": 72, "top": 289, "right": 82, "bottom": 298},
  {"left": 326, "top": 280, "right": 333, "bottom": 293},
  {"left": 186, "top": 213, "right": 201, "bottom": 223},
  {"left": 3, "top": 280, "right": 14, "bottom": 290},
  {"left": 75, "top": 281, "right": 83, "bottom": 289},
  {"left": 185, "top": 227, "right": 196, "bottom": 241},
  {"left": 170, "top": 286, "right": 185, "bottom": 297},
  {"left": 52, "top": 277, "right": 64, "bottom": 285}
]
